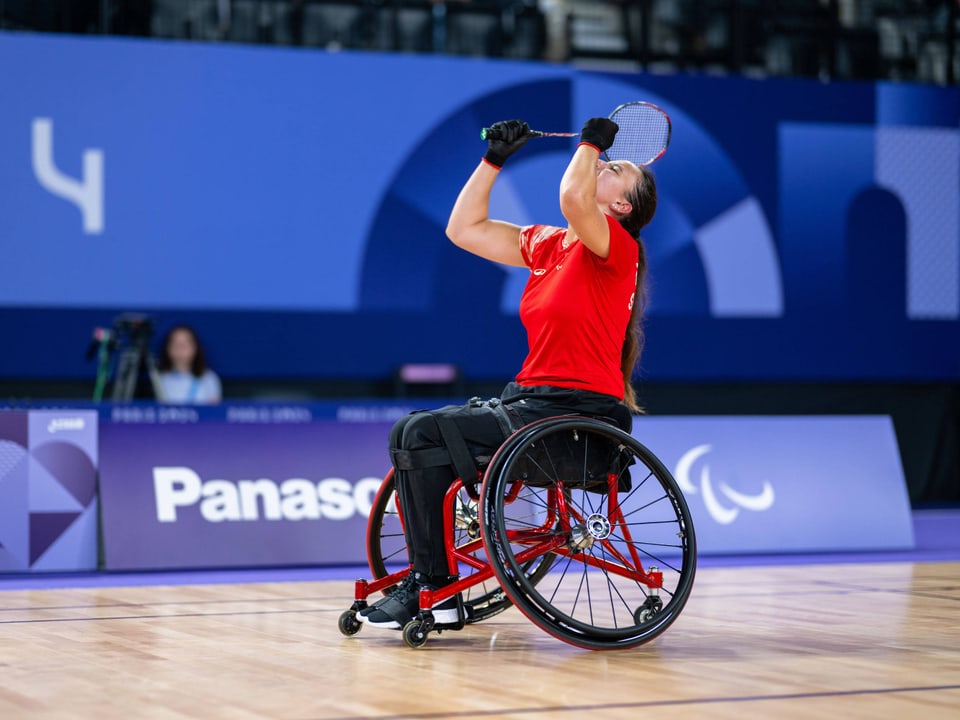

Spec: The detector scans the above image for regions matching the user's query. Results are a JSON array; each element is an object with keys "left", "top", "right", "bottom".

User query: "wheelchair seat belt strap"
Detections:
[
  {"left": 390, "top": 446, "right": 451, "bottom": 471},
  {"left": 433, "top": 413, "right": 480, "bottom": 484},
  {"left": 389, "top": 400, "right": 523, "bottom": 476},
  {"left": 486, "top": 398, "right": 522, "bottom": 439}
]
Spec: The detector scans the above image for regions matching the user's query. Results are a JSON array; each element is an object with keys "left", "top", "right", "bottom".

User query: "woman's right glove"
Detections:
[
  {"left": 579, "top": 117, "right": 619, "bottom": 153},
  {"left": 483, "top": 119, "right": 531, "bottom": 169}
]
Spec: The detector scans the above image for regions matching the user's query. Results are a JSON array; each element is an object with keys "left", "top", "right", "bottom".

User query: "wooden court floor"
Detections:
[{"left": 1, "top": 561, "right": 958, "bottom": 719}]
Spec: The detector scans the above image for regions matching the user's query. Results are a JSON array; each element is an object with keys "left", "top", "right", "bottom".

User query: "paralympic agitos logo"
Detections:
[{"left": 674, "top": 445, "right": 775, "bottom": 525}]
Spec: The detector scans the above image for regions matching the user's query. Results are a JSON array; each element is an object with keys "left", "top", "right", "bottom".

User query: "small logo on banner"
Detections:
[
  {"left": 674, "top": 444, "right": 775, "bottom": 525},
  {"left": 46, "top": 417, "right": 87, "bottom": 434}
]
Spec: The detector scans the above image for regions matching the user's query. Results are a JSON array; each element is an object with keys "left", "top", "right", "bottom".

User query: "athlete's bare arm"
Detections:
[
  {"left": 446, "top": 161, "right": 526, "bottom": 268},
  {"left": 559, "top": 145, "right": 612, "bottom": 260}
]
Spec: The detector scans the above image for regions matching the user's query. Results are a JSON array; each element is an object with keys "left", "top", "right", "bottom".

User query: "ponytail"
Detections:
[{"left": 613, "top": 166, "right": 657, "bottom": 411}]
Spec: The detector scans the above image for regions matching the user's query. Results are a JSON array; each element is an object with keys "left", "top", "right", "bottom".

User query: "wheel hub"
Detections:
[
  {"left": 568, "top": 524, "right": 594, "bottom": 551},
  {"left": 586, "top": 513, "right": 612, "bottom": 540}
]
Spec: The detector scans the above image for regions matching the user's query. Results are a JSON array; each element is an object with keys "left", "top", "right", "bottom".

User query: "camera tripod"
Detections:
[
  {"left": 90, "top": 314, "right": 164, "bottom": 402},
  {"left": 110, "top": 338, "right": 162, "bottom": 402}
]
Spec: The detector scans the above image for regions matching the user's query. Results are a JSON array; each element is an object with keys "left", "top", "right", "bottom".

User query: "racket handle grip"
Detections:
[{"left": 480, "top": 127, "right": 543, "bottom": 141}]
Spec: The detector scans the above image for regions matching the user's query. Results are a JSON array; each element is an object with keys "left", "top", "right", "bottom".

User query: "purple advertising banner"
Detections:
[
  {"left": 99, "top": 420, "right": 394, "bottom": 569},
  {"left": 97, "top": 412, "right": 913, "bottom": 570},
  {"left": 0, "top": 409, "right": 99, "bottom": 571},
  {"left": 632, "top": 416, "right": 914, "bottom": 554}
]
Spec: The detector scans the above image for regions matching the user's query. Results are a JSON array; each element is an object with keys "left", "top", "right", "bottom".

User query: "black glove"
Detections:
[
  {"left": 579, "top": 117, "right": 618, "bottom": 153},
  {"left": 483, "top": 119, "right": 531, "bottom": 169}
]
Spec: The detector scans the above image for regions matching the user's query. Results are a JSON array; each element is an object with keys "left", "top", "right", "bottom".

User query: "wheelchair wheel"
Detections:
[
  {"left": 365, "top": 469, "right": 407, "bottom": 591},
  {"left": 480, "top": 416, "right": 697, "bottom": 650},
  {"left": 366, "top": 470, "right": 554, "bottom": 623}
]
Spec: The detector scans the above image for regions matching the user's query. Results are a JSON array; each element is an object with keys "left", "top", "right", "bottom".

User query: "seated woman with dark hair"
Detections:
[{"left": 157, "top": 325, "right": 222, "bottom": 404}]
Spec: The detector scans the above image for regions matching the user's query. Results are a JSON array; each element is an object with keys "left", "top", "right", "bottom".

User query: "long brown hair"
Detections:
[{"left": 613, "top": 165, "right": 657, "bottom": 412}]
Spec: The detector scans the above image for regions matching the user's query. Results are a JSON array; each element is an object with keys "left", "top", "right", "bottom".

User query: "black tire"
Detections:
[
  {"left": 365, "top": 470, "right": 555, "bottom": 622},
  {"left": 337, "top": 610, "right": 362, "bottom": 636},
  {"left": 402, "top": 620, "right": 429, "bottom": 648},
  {"left": 480, "top": 416, "right": 697, "bottom": 650},
  {"left": 365, "top": 469, "right": 407, "bottom": 594}
]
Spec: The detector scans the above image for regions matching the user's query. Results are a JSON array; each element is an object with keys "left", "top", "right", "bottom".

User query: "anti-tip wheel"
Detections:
[
  {"left": 402, "top": 620, "right": 429, "bottom": 648},
  {"left": 338, "top": 610, "right": 362, "bottom": 636}
]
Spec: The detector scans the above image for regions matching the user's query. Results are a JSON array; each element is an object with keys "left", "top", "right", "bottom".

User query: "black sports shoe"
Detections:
[
  {"left": 357, "top": 572, "right": 418, "bottom": 627},
  {"left": 359, "top": 572, "right": 460, "bottom": 629}
]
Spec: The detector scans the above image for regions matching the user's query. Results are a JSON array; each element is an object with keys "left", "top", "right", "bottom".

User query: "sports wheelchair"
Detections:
[{"left": 338, "top": 415, "right": 696, "bottom": 650}]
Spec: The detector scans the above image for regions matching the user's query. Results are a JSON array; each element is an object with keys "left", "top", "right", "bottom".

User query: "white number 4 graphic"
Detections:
[{"left": 31, "top": 117, "right": 104, "bottom": 234}]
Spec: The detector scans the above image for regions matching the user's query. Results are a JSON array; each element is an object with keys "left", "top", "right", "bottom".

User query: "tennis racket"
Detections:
[{"left": 480, "top": 101, "right": 672, "bottom": 167}]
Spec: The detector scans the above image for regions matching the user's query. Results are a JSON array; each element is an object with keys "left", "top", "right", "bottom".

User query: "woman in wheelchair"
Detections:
[{"left": 359, "top": 117, "right": 658, "bottom": 630}]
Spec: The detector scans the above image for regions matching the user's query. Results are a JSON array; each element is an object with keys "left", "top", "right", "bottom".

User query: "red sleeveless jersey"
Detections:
[{"left": 515, "top": 215, "right": 640, "bottom": 400}]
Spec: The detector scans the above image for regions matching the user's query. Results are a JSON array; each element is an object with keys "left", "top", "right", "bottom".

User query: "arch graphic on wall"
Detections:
[{"left": 359, "top": 75, "right": 783, "bottom": 319}]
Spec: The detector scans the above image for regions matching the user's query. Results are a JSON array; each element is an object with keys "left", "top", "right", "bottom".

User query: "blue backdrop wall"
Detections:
[{"left": 1, "top": 31, "right": 958, "bottom": 382}]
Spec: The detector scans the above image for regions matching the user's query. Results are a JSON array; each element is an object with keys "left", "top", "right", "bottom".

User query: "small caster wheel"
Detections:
[
  {"left": 338, "top": 610, "right": 362, "bottom": 636},
  {"left": 402, "top": 620, "right": 429, "bottom": 648},
  {"left": 634, "top": 597, "right": 662, "bottom": 624}
]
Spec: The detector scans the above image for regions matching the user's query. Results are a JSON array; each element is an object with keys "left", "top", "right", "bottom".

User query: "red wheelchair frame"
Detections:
[{"left": 339, "top": 415, "right": 696, "bottom": 649}]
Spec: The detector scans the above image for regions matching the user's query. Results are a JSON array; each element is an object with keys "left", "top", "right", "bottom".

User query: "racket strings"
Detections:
[{"left": 607, "top": 104, "right": 671, "bottom": 167}]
